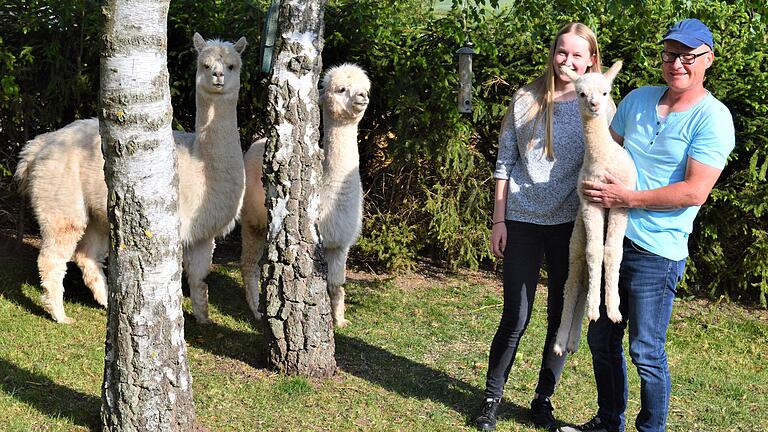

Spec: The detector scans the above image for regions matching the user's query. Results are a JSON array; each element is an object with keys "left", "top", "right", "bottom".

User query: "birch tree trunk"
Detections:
[
  {"left": 261, "top": 0, "right": 336, "bottom": 377},
  {"left": 99, "top": 1, "right": 195, "bottom": 430}
]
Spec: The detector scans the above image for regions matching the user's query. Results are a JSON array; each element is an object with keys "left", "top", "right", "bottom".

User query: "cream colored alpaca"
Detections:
[
  {"left": 15, "top": 33, "right": 247, "bottom": 324},
  {"left": 240, "top": 63, "right": 370, "bottom": 327},
  {"left": 553, "top": 61, "right": 637, "bottom": 355}
]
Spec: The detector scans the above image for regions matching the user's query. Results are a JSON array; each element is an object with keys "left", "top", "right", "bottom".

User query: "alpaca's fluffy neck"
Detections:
[
  {"left": 182, "top": 87, "right": 244, "bottom": 244},
  {"left": 195, "top": 91, "right": 241, "bottom": 162},
  {"left": 322, "top": 117, "right": 360, "bottom": 178},
  {"left": 581, "top": 114, "right": 613, "bottom": 164}
]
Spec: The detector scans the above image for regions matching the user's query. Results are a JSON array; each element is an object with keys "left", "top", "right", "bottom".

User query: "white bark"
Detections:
[
  {"left": 262, "top": 0, "right": 337, "bottom": 377},
  {"left": 100, "top": 0, "right": 195, "bottom": 430}
]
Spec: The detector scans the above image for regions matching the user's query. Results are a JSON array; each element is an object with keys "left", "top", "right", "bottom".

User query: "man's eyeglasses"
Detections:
[{"left": 661, "top": 50, "right": 710, "bottom": 65}]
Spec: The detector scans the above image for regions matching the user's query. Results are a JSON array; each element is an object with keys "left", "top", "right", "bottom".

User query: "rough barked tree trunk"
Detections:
[
  {"left": 261, "top": 0, "right": 336, "bottom": 377},
  {"left": 99, "top": 1, "right": 195, "bottom": 430}
]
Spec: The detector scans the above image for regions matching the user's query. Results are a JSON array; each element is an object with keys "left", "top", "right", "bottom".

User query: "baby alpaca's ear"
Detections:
[
  {"left": 604, "top": 61, "right": 623, "bottom": 82},
  {"left": 560, "top": 65, "right": 580, "bottom": 82}
]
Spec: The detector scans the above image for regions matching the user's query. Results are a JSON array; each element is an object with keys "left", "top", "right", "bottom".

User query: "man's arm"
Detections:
[
  {"left": 585, "top": 127, "right": 724, "bottom": 209},
  {"left": 583, "top": 156, "right": 724, "bottom": 209}
]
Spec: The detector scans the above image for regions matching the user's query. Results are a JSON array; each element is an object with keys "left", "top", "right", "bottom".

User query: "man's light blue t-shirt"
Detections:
[{"left": 611, "top": 86, "right": 735, "bottom": 261}]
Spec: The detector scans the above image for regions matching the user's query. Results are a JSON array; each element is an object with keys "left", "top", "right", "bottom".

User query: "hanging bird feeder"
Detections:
[
  {"left": 259, "top": 0, "right": 280, "bottom": 74},
  {"left": 456, "top": 41, "right": 475, "bottom": 114}
]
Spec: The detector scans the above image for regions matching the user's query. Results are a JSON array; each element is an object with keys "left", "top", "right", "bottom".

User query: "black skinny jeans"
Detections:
[{"left": 484, "top": 220, "right": 573, "bottom": 400}]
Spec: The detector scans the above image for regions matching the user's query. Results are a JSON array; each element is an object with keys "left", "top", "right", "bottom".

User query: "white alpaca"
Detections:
[
  {"left": 240, "top": 63, "right": 370, "bottom": 328},
  {"left": 14, "top": 33, "right": 247, "bottom": 324},
  {"left": 553, "top": 61, "right": 637, "bottom": 355}
]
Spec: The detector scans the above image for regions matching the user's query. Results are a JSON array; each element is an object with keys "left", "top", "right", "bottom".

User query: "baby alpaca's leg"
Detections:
[
  {"left": 554, "top": 217, "right": 586, "bottom": 355},
  {"left": 583, "top": 204, "right": 606, "bottom": 321},
  {"left": 603, "top": 208, "right": 629, "bottom": 323}
]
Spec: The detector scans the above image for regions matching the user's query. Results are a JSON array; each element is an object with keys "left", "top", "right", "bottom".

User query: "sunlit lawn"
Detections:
[{"left": 1, "top": 237, "right": 766, "bottom": 431}]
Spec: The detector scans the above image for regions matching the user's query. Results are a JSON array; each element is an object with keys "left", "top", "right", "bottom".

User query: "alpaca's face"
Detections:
[
  {"left": 193, "top": 34, "right": 247, "bottom": 97},
  {"left": 574, "top": 76, "right": 613, "bottom": 118},
  {"left": 561, "top": 61, "right": 622, "bottom": 118},
  {"left": 321, "top": 65, "right": 371, "bottom": 123}
]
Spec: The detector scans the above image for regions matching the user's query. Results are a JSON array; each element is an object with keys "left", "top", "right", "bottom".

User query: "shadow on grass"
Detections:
[
  {"left": 0, "top": 358, "right": 100, "bottom": 429},
  {"left": 0, "top": 231, "right": 110, "bottom": 322},
  {"left": 189, "top": 270, "right": 532, "bottom": 425},
  {"left": 335, "top": 334, "right": 529, "bottom": 425},
  {"left": 183, "top": 270, "right": 268, "bottom": 369},
  {"left": 1, "top": 231, "right": 529, "bottom": 426},
  {"left": 0, "top": 234, "right": 48, "bottom": 319},
  {"left": 333, "top": 273, "right": 528, "bottom": 424},
  {"left": 183, "top": 311, "right": 267, "bottom": 370}
]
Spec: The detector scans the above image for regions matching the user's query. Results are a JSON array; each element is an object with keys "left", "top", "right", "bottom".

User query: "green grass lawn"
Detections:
[{"left": 1, "top": 239, "right": 766, "bottom": 431}]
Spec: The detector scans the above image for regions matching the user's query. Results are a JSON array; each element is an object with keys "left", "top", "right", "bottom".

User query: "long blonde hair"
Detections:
[{"left": 521, "top": 23, "right": 605, "bottom": 160}]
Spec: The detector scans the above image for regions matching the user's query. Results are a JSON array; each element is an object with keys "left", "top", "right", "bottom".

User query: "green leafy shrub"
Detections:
[
  {"left": 1, "top": 0, "right": 765, "bottom": 305},
  {"left": 324, "top": 0, "right": 768, "bottom": 304}
]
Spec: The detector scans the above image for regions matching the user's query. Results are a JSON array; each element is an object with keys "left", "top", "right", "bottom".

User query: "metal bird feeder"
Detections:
[
  {"left": 259, "top": 0, "right": 280, "bottom": 74},
  {"left": 456, "top": 41, "right": 475, "bottom": 114}
]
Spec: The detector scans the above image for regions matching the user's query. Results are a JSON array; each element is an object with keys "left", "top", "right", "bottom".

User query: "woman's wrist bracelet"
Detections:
[{"left": 493, "top": 220, "right": 505, "bottom": 225}]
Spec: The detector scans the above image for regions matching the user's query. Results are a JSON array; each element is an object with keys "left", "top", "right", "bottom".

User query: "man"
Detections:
[{"left": 558, "top": 18, "right": 735, "bottom": 432}]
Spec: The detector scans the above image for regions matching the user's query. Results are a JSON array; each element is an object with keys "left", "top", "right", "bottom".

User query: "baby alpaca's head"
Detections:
[
  {"left": 320, "top": 63, "right": 371, "bottom": 124},
  {"left": 561, "top": 61, "right": 622, "bottom": 118}
]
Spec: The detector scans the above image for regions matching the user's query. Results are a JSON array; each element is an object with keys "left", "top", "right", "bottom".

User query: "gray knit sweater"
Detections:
[{"left": 493, "top": 88, "right": 584, "bottom": 225}]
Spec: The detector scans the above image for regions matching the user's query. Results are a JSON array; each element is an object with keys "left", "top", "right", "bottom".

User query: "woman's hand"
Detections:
[{"left": 490, "top": 222, "right": 507, "bottom": 259}]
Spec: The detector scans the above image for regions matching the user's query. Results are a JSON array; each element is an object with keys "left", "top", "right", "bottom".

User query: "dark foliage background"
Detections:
[{"left": 1, "top": 0, "right": 766, "bottom": 305}]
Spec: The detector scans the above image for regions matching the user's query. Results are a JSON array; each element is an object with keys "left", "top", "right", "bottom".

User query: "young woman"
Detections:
[{"left": 474, "top": 23, "right": 612, "bottom": 431}]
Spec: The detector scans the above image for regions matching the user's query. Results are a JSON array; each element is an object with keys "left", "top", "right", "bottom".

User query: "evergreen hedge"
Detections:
[{"left": 1, "top": 0, "right": 766, "bottom": 305}]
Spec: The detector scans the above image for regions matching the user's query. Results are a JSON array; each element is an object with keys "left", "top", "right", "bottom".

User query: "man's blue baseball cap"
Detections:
[{"left": 661, "top": 18, "right": 714, "bottom": 50}]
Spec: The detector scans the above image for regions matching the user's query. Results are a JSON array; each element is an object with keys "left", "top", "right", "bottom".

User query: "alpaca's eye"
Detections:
[
  {"left": 228, "top": 65, "right": 234, "bottom": 71},
  {"left": 580, "top": 92, "right": 586, "bottom": 97},
  {"left": 337, "top": 87, "right": 346, "bottom": 93},
  {"left": 603, "top": 92, "right": 608, "bottom": 96},
  {"left": 204, "top": 64, "right": 210, "bottom": 70}
]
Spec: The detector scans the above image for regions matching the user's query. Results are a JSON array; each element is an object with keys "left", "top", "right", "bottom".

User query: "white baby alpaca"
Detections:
[{"left": 553, "top": 61, "right": 637, "bottom": 355}]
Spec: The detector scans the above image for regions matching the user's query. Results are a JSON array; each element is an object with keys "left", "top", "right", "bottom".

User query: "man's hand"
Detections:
[{"left": 582, "top": 173, "right": 632, "bottom": 208}]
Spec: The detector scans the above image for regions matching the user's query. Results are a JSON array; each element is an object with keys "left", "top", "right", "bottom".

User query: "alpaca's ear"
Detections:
[
  {"left": 604, "top": 61, "right": 623, "bottom": 82},
  {"left": 193, "top": 32, "right": 207, "bottom": 53},
  {"left": 234, "top": 37, "right": 248, "bottom": 55},
  {"left": 560, "top": 65, "right": 580, "bottom": 82}
]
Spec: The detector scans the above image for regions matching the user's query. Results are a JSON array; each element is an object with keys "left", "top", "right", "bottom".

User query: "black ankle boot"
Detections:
[
  {"left": 530, "top": 395, "right": 557, "bottom": 429},
  {"left": 474, "top": 398, "right": 499, "bottom": 431}
]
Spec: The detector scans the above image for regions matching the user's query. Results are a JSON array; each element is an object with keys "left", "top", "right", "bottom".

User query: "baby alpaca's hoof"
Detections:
[
  {"left": 566, "top": 343, "right": 578, "bottom": 354},
  {"left": 587, "top": 307, "right": 600, "bottom": 322},
  {"left": 553, "top": 344, "right": 565, "bottom": 356},
  {"left": 607, "top": 310, "right": 623, "bottom": 323},
  {"left": 334, "top": 318, "right": 350, "bottom": 328}
]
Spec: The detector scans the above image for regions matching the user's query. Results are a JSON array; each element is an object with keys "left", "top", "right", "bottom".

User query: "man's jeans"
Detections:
[{"left": 587, "top": 237, "right": 686, "bottom": 432}]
